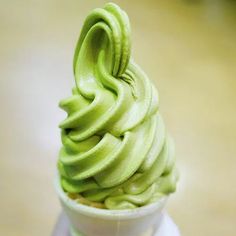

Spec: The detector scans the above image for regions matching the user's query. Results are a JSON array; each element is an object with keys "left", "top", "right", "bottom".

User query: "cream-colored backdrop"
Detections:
[{"left": 0, "top": 0, "right": 236, "bottom": 235}]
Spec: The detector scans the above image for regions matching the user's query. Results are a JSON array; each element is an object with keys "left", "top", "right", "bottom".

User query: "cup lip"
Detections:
[{"left": 55, "top": 175, "right": 168, "bottom": 220}]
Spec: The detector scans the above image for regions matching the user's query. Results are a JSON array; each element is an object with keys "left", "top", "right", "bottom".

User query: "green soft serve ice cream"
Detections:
[{"left": 58, "top": 3, "right": 178, "bottom": 210}]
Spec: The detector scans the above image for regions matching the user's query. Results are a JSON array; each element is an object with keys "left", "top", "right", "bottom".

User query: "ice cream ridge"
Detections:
[{"left": 58, "top": 2, "right": 178, "bottom": 210}]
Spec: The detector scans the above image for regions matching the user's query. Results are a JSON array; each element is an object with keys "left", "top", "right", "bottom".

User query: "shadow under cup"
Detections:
[{"left": 55, "top": 176, "right": 168, "bottom": 236}]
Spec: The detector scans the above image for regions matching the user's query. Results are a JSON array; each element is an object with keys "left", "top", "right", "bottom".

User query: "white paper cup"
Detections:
[{"left": 55, "top": 176, "right": 173, "bottom": 236}]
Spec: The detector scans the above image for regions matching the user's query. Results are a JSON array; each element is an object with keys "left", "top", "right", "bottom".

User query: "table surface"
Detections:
[{"left": 0, "top": 1, "right": 236, "bottom": 236}]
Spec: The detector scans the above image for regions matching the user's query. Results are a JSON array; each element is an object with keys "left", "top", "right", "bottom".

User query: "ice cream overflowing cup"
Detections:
[
  {"left": 55, "top": 2, "right": 179, "bottom": 236},
  {"left": 55, "top": 176, "right": 169, "bottom": 236}
]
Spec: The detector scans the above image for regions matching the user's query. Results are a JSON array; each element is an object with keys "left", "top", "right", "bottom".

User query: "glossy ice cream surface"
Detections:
[{"left": 58, "top": 3, "right": 178, "bottom": 210}]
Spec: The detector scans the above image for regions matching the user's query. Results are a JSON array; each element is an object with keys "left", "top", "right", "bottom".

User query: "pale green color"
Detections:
[{"left": 58, "top": 2, "right": 178, "bottom": 210}]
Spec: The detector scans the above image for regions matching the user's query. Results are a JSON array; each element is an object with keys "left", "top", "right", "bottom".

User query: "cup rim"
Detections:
[{"left": 55, "top": 175, "right": 168, "bottom": 220}]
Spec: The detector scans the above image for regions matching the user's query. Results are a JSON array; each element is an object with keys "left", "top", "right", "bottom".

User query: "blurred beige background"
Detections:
[{"left": 0, "top": 0, "right": 236, "bottom": 235}]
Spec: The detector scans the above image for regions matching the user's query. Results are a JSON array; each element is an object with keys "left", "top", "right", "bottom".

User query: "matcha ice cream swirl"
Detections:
[{"left": 58, "top": 3, "right": 178, "bottom": 210}]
